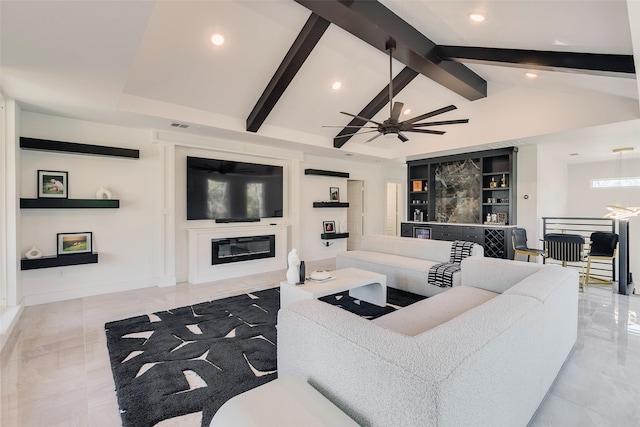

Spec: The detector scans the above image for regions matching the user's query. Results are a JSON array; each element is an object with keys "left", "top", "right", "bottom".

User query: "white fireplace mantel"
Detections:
[{"left": 187, "top": 224, "right": 289, "bottom": 284}]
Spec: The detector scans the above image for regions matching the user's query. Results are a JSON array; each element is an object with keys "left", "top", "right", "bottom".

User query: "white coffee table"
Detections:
[{"left": 280, "top": 267, "right": 387, "bottom": 309}]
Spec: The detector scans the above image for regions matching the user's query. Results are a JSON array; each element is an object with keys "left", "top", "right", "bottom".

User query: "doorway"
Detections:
[
  {"left": 347, "top": 180, "right": 365, "bottom": 250},
  {"left": 385, "top": 181, "right": 402, "bottom": 236}
]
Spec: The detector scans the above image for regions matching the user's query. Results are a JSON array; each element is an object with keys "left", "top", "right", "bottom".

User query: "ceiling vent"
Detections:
[{"left": 170, "top": 122, "right": 190, "bottom": 129}]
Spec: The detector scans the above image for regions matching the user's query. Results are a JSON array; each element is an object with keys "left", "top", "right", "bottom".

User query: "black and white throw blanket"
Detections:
[{"left": 428, "top": 240, "right": 476, "bottom": 288}]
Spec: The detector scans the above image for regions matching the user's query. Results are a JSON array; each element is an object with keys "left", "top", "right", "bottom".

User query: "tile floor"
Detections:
[{"left": 1, "top": 261, "right": 639, "bottom": 426}]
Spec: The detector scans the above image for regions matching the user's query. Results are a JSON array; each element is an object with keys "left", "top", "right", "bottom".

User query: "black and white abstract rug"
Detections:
[{"left": 105, "top": 286, "right": 424, "bottom": 427}]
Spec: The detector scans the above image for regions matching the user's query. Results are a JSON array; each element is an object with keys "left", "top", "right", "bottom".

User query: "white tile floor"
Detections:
[{"left": 1, "top": 261, "right": 639, "bottom": 426}]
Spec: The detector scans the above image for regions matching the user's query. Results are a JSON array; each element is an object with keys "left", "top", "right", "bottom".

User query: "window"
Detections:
[{"left": 591, "top": 177, "right": 640, "bottom": 188}]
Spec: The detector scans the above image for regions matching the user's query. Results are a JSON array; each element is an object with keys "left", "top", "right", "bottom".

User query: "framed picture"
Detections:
[
  {"left": 323, "top": 221, "right": 336, "bottom": 234},
  {"left": 38, "top": 170, "right": 68, "bottom": 199},
  {"left": 57, "top": 232, "right": 92, "bottom": 255},
  {"left": 330, "top": 187, "right": 340, "bottom": 201},
  {"left": 412, "top": 180, "right": 422, "bottom": 192}
]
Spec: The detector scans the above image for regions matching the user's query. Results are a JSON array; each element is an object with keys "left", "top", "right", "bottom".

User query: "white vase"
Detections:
[
  {"left": 24, "top": 246, "right": 42, "bottom": 259},
  {"left": 96, "top": 185, "right": 112, "bottom": 200},
  {"left": 286, "top": 249, "right": 300, "bottom": 285}
]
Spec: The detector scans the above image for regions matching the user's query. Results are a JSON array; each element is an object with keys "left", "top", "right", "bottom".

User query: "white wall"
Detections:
[
  {"left": 567, "top": 157, "right": 640, "bottom": 278},
  {"left": 536, "top": 143, "right": 570, "bottom": 220},
  {"left": 19, "top": 113, "right": 160, "bottom": 305},
  {"left": 516, "top": 145, "right": 540, "bottom": 243}
]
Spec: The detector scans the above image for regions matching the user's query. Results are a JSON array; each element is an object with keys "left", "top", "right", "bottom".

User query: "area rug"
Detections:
[{"left": 105, "top": 286, "right": 425, "bottom": 427}]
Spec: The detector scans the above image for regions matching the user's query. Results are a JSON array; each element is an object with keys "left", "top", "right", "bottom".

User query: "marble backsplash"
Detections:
[{"left": 435, "top": 158, "right": 481, "bottom": 223}]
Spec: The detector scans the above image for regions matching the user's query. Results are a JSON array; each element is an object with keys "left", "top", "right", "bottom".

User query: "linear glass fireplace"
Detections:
[{"left": 211, "top": 235, "right": 276, "bottom": 265}]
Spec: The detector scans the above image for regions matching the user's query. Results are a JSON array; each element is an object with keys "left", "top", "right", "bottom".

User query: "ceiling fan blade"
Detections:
[
  {"left": 322, "top": 125, "right": 378, "bottom": 129},
  {"left": 340, "top": 111, "right": 383, "bottom": 125},
  {"left": 335, "top": 129, "right": 381, "bottom": 138},
  {"left": 365, "top": 133, "right": 383, "bottom": 143},
  {"left": 411, "top": 119, "right": 469, "bottom": 127},
  {"left": 391, "top": 102, "right": 404, "bottom": 121},
  {"left": 409, "top": 129, "right": 446, "bottom": 135},
  {"left": 402, "top": 105, "right": 457, "bottom": 125},
  {"left": 397, "top": 132, "right": 409, "bottom": 143}
]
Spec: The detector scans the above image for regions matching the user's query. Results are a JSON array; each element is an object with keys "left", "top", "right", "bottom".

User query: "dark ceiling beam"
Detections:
[
  {"left": 294, "top": 0, "right": 487, "bottom": 101},
  {"left": 246, "top": 13, "right": 330, "bottom": 133},
  {"left": 435, "top": 46, "right": 635, "bottom": 77},
  {"left": 334, "top": 66, "right": 418, "bottom": 148}
]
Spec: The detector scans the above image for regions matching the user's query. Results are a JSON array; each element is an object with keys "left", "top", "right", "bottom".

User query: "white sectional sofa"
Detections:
[
  {"left": 278, "top": 257, "right": 579, "bottom": 427},
  {"left": 336, "top": 234, "right": 484, "bottom": 297}
]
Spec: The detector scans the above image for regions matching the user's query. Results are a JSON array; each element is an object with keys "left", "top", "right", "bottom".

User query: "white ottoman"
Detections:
[{"left": 210, "top": 375, "right": 359, "bottom": 427}]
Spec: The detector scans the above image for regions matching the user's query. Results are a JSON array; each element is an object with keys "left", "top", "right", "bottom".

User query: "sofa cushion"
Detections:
[
  {"left": 358, "top": 234, "right": 458, "bottom": 263},
  {"left": 372, "top": 286, "right": 499, "bottom": 336},
  {"left": 461, "top": 256, "right": 543, "bottom": 294}
]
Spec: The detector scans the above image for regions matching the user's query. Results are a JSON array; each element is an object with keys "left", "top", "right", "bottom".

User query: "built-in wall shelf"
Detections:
[
  {"left": 20, "top": 137, "right": 140, "bottom": 159},
  {"left": 313, "top": 202, "right": 349, "bottom": 208},
  {"left": 321, "top": 232, "right": 349, "bottom": 240},
  {"left": 304, "top": 169, "right": 349, "bottom": 178},
  {"left": 20, "top": 198, "right": 120, "bottom": 209},
  {"left": 21, "top": 253, "right": 99, "bottom": 270}
]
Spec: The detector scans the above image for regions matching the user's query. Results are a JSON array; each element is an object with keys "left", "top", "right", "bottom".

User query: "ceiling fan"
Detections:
[{"left": 325, "top": 39, "right": 469, "bottom": 143}]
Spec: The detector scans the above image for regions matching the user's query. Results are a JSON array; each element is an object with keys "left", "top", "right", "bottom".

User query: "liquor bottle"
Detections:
[{"left": 299, "top": 261, "right": 306, "bottom": 284}]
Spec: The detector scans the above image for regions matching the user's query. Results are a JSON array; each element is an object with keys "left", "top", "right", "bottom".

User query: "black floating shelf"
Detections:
[
  {"left": 21, "top": 253, "right": 99, "bottom": 270},
  {"left": 304, "top": 169, "right": 349, "bottom": 178},
  {"left": 20, "top": 198, "right": 120, "bottom": 209},
  {"left": 20, "top": 137, "right": 139, "bottom": 159},
  {"left": 321, "top": 232, "right": 349, "bottom": 240},
  {"left": 313, "top": 202, "right": 350, "bottom": 208}
]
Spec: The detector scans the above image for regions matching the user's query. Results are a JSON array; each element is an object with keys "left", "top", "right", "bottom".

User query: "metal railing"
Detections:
[{"left": 542, "top": 217, "right": 616, "bottom": 282}]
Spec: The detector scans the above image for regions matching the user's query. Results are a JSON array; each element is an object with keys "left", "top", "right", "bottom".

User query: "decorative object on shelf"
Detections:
[
  {"left": 38, "top": 170, "right": 68, "bottom": 199},
  {"left": 424, "top": 182, "right": 428, "bottom": 192},
  {"left": 413, "top": 209, "right": 423, "bottom": 222},
  {"left": 412, "top": 180, "right": 422, "bottom": 192},
  {"left": 323, "top": 221, "right": 336, "bottom": 234},
  {"left": 57, "top": 231, "right": 92, "bottom": 255},
  {"left": 95, "top": 185, "right": 112, "bottom": 200},
  {"left": 299, "top": 260, "right": 306, "bottom": 284},
  {"left": 330, "top": 187, "right": 340, "bottom": 201},
  {"left": 286, "top": 249, "right": 300, "bottom": 285},
  {"left": 489, "top": 177, "right": 497, "bottom": 188},
  {"left": 500, "top": 174, "right": 507, "bottom": 188},
  {"left": 24, "top": 245, "right": 42, "bottom": 260}
]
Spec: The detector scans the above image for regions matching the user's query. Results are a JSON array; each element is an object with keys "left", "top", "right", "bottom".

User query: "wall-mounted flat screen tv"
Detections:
[{"left": 186, "top": 156, "right": 284, "bottom": 221}]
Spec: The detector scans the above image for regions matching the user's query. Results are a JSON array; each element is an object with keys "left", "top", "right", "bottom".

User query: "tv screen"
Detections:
[{"left": 186, "top": 156, "right": 283, "bottom": 221}]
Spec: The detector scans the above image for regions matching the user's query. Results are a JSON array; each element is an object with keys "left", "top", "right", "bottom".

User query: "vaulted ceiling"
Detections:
[{"left": 2, "top": 1, "right": 639, "bottom": 163}]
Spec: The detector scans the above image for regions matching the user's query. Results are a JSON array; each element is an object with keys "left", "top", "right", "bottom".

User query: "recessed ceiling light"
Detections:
[
  {"left": 525, "top": 72, "right": 538, "bottom": 78},
  {"left": 210, "top": 34, "right": 225, "bottom": 46},
  {"left": 569, "top": 153, "right": 579, "bottom": 156},
  {"left": 469, "top": 13, "right": 485, "bottom": 22},
  {"left": 403, "top": 108, "right": 411, "bottom": 115},
  {"left": 331, "top": 81, "right": 342, "bottom": 90}
]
